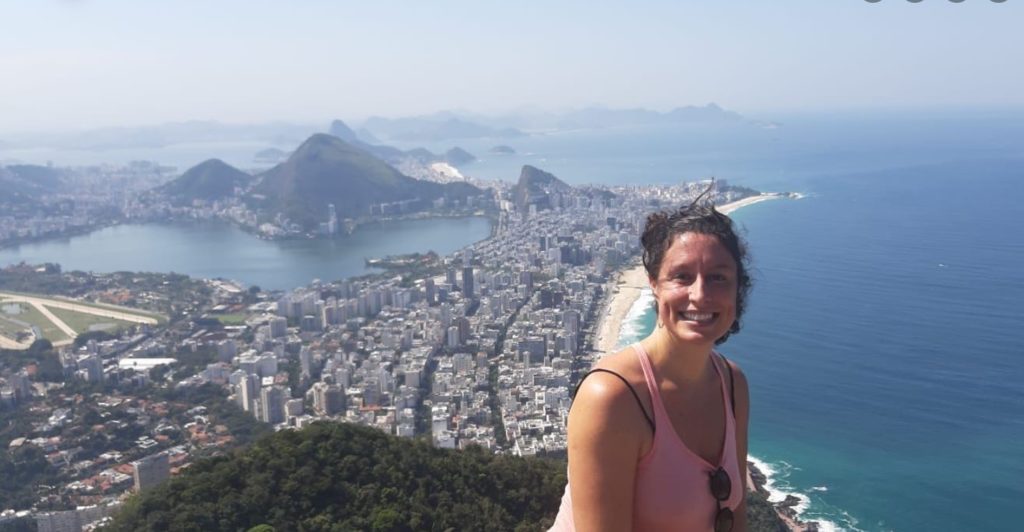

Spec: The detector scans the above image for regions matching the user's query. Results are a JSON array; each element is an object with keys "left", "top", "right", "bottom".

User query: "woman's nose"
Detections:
[{"left": 688, "top": 276, "right": 709, "bottom": 303}]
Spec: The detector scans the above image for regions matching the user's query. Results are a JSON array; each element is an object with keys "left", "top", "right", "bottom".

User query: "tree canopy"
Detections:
[{"left": 105, "top": 422, "right": 566, "bottom": 531}]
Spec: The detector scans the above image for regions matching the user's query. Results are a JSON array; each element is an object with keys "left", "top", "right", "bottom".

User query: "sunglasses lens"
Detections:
[
  {"left": 715, "top": 507, "right": 734, "bottom": 532},
  {"left": 710, "top": 468, "right": 731, "bottom": 501}
]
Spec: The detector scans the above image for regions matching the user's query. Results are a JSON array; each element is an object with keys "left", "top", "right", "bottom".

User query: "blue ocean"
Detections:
[{"left": 416, "top": 111, "right": 1024, "bottom": 531}]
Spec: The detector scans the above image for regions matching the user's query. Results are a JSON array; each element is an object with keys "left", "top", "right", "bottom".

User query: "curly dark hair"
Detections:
[{"left": 640, "top": 199, "right": 752, "bottom": 345}]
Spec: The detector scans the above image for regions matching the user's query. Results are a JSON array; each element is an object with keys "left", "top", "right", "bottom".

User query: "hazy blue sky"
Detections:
[{"left": 2, "top": 0, "right": 1022, "bottom": 132}]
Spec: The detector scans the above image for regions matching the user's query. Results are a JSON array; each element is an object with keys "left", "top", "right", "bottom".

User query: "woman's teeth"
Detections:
[{"left": 682, "top": 311, "right": 714, "bottom": 322}]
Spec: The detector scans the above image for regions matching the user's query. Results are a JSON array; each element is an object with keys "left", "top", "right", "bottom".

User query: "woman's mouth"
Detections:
[{"left": 680, "top": 311, "right": 717, "bottom": 326}]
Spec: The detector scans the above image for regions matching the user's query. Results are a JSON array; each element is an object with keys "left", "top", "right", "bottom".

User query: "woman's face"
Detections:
[{"left": 650, "top": 232, "right": 739, "bottom": 346}]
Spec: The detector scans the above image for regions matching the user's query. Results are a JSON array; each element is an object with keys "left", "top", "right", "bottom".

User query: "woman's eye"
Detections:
[{"left": 711, "top": 274, "right": 729, "bottom": 282}]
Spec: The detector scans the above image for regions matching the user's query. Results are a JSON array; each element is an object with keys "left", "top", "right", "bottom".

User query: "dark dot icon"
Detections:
[
  {"left": 864, "top": 0, "right": 881, "bottom": 3},
  {"left": 907, "top": 0, "right": 923, "bottom": 3},
  {"left": 949, "top": 0, "right": 965, "bottom": 3}
]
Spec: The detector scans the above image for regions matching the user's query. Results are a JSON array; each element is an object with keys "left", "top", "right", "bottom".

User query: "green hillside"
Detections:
[
  {"left": 445, "top": 147, "right": 477, "bottom": 166},
  {"left": 0, "top": 164, "right": 66, "bottom": 204},
  {"left": 251, "top": 134, "right": 480, "bottom": 230},
  {"left": 159, "top": 159, "right": 252, "bottom": 205},
  {"left": 105, "top": 422, "right": 566, "bottom": 531}
]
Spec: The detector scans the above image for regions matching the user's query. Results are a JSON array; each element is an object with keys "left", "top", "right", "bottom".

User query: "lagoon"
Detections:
[{"left": 0, "top": 217, "right": 493, "bottom": 291}]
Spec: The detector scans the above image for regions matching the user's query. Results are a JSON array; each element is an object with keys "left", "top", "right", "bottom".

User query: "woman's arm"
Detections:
[
  {"left": 567, "top": 372, "right": 649, "bottom": 532},
  {"left": 731, "top": 361, "right": 751, "bottom": 532}
]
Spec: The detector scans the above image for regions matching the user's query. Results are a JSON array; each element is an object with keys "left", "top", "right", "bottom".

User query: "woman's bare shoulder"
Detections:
[
  {"left": 717, "top": 354, "right": 748, "bottom": 393},
  {"left": 572, "top": 347, "right": 651, "bottom": 427},
  {"left": 591, "top": 346, "right": 645, "bottom": 380},
  {"left": 717, "top": 353, "right": 750, "bottom": 418}
]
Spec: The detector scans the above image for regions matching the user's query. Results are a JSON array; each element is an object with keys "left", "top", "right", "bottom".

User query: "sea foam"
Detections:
[
  {"left": 748, "top": 455, "right": 859, "bottom": 532},
  {"left": 615, "top": 288, "right": 654, "bottom": 348}
]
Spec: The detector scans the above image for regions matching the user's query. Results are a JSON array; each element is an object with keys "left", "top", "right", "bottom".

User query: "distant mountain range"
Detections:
[
  {"left": 4, "top": 121, "right": 321, "bottom": 151},
  {"left": 361, "top": 114, "right": 525, "bottom": 142},
  {"left": 326, "top": 119, "right": 476, "bottom": 168},
  {"left": 448, "top": 103, "right": 743, "bottom": 131},
  {"left": 550, "top": 103, "right": 743, "bottom": 130},
  {"left": 166, "top": 142, "right": 626, "bottom": 229},
  {"left": 351, "top": 104, "right": 746, "bottom": 142},
  {"left": 157, "top": 159, "right": 254, "bottom": 205},
  {"left": 0, "top": 104, "right": 753, "bottom": 153},
  {"left": 247, "top": 134, "right": 482, "bottom": 230}
]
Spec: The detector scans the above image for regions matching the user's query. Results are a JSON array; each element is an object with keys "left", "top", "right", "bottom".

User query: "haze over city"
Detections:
[{"left": 3, "top": 0, "right": 1024, "bottom": 133}]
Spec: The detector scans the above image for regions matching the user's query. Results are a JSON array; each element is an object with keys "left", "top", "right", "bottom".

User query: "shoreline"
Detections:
[
  {"left": 748, "top": 460, "right": 822, "bottom": 532},
  {"left": 593, "top": 264, "right": 649, "bottom": 355},
  {"left": 592, "top": 193, "right": 781, "bottom": 354}
]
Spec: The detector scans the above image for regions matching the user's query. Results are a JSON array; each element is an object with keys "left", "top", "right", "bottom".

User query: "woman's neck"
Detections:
[{"left": 642, "top": 329, "right": 716, "bottom": 385}]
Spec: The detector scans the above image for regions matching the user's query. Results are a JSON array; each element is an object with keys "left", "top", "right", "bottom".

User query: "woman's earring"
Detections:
[{"left": 657, "top": 320, "right": 664, "bottom": 329}]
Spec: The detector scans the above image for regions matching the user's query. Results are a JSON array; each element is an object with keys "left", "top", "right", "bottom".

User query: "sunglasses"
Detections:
[{"left": 710, "top": 467, "right": 734, "bottom": 532}]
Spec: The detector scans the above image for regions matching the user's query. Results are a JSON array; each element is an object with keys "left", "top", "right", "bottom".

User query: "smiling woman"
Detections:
[{"left": 551, "top": 197, "right": 753, "bottom": 532}]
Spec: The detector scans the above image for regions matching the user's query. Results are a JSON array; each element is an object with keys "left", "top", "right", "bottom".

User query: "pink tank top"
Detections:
[{"left": 549, "top": 343, "right": 743, "bottom": 531}]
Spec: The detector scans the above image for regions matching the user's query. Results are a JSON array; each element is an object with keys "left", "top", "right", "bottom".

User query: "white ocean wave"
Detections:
[
  {"left": 616, "top": 288, "right": 654, "bottom": 348},
  {"left": 748, "top": 455, "right": 864, "bottom": 532}
]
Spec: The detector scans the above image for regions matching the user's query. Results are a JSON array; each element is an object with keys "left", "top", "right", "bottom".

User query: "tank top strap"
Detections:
[
  {"left": 710, "top": 351, "right": 736, "bottom": 433},
  {"left": 630, "top": 343, "right": 667, "bottom": 422}
]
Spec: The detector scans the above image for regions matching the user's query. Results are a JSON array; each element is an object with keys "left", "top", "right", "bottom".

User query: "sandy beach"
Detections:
[
  {"left": 717, "top": 193, "right": 780, "bottom": 216},
  {"left": 593, "top": 264, "right": 650, "bottom": 355},
  {"left": 591, "top": 194, "right": 781, "bottom": 356}
]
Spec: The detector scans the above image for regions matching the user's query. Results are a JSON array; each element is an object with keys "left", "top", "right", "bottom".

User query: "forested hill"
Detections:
[
  {"left": 104, "top": 422, "right": 567, "bottom": 531},
  {"left": 249, "top": 134, "right": 481, "bottom": 230},
  {"left": 157, "top": 158, "right": 252, "bottom": 205},
  {"left": 105, "top": 420, "right": 788, "bottom": 531}
]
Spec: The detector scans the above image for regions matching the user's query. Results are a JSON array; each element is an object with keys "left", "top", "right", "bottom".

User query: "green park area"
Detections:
[
  {"left": 0, "top": 292, "right": 166, "bottom": 346},
  {"left": 45, "top": 306, "right": 138, "bottom": 335},
  {"left": 37, "top": 296, "right": 166, "bottom": 325},
  {"left": 0, "top": 302, "right": 70, "bottom": 343},
  {"left": 214, "top": 313, "right": 248, "bottom": 325},
  {"left": 0, "top": 314, "right": 28, "bottom": 340}
]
